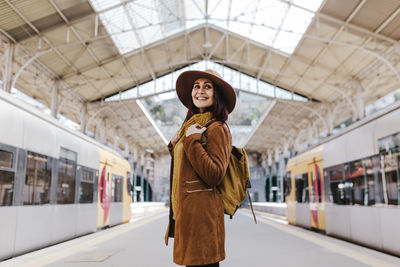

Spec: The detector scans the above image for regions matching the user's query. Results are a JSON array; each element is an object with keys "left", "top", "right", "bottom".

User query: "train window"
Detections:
[
  {"left": 0, "top": 170, "right": 14, "bottom": 206},
  {"left": 294, "top": 173, "right": 309, "bottom": 203},
  {"left": 294, "top": 174, "right": 303, "bottom": 202},
  {"left": 57, "top": 148, "right": 77, "bottom": 204},
  {"left": 363, "top": 156, "right": 383, "bottom": 205},
  {"left": 79, "top": 169, "right": 94, "bottom": 203},
  {"left": 327, "top": 164, "right": 350, "bottom": 205},
  {"left": 0, "top": 150, "right": 13, "bottom": 169},
  {"left": 378, "top": 132, "right": 400, "bottom": 154},
  {"left": 57, "top": 159, "right": 76, "bottom": 204},
  {"left": 59, "top": 147, "right": 77, "bottom": 162},
  {"left": 113, "top": 175, "right": 123, "bottom": 202},
  {"left": 127, "top": 172, "right": 132, "bottom": 196},
  {"left": 381, "top": 153, "right": 399, "bottom": 205},
  {"left": 24, "top": 152, "right": 52, "bottom": 205},
  {"left": 345, "top": 160, "right": 367, "bottom": 205}
]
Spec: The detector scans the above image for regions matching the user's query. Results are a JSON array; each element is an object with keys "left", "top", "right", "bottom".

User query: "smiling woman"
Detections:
[{"left": 165, "top": 69, "right": 236, "bottom": 267}]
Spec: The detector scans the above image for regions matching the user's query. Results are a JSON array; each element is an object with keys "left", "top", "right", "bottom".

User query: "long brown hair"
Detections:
[{"left": 184, "top": 82, "right": 229, "bottom": 123}]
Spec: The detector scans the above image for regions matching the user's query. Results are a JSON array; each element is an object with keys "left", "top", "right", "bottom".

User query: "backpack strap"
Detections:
[
  {"left": 203, "top": 119, "right": 233, "bottom": 142},
  {"left": 247, "top": 189, "right": 257, "bottom": 224},
  {"left": 203, "top": 119, "right": 216, "bottom": 128}
]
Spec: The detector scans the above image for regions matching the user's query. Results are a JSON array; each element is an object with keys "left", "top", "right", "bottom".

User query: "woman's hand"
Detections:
[
  {"left": 170, "top": 129, "right": 180, "bottom": 147},
  {"left": 186, "top": 123, "right": 206, "bottom": 137}
]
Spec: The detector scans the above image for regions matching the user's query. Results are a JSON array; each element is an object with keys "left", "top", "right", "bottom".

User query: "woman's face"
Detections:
[{"left": 192, "top": 78, "right": 214, "bottom": 112}]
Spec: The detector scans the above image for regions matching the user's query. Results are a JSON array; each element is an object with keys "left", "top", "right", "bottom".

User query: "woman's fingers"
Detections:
[{"left": 186, "top": 124, "right": 206, "bottom": 136}]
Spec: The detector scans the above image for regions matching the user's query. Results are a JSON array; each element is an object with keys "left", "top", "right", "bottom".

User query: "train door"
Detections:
[
  {"left": 308, "top": 160, "right": 325, "bottom": 231},
  {"left": 97, "top": 163, "right": 112, "bottom": 228}
]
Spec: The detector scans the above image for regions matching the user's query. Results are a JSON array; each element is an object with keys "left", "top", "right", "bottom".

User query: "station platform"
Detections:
[{"left": 1, "top": 208, "right": 399, "bottom": 267}]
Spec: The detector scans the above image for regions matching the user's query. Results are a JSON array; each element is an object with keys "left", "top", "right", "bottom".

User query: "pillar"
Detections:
[
  {"left": 132, "top": 147, "right": 138, "bottom": 202},
  {"left": 146, "top": 168, "right": 150, "bottom": 202},
  {"left": 99, "top": 118, "right": 107, "bottom": 144},
  {"left": 351, "top": 80, "right": 365, "bottom": 121},
  {"left": 2, "top": 43, "right": 15, "bottom": 93},
  {"left": 133, "top": 160, "right": 138, "bottom": 202},
  {"left": 275, "top": 150, "right": 281, "bottom": 202},
  {"left": 51, "top": 80, "right": 60, "bottom": 118},
  {"left": 140, "top": 152, "right": 145, "bottom": 202},
  {"left": 80, "top": 102, "right": 88, "bottom": 134},
  {"left": 268, "top": 152, "right": 273, "bottom": 202}
]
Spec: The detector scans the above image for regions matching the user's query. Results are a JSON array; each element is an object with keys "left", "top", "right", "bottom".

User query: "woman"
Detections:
[{"left": 164, "top": 69, "right": 236, "bottom": 267}]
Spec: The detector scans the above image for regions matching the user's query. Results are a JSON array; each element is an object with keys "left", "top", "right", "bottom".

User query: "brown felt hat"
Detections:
[{"left": 176, "top": 69, "right": 236, "bottom": 113}]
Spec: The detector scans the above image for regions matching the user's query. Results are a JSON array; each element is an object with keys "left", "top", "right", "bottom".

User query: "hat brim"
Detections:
[{"left": 176, "top": 70, "right": 236, "bottom": 114}]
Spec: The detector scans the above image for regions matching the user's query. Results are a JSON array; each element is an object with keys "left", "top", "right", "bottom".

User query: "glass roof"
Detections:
[
  {"left": 106, "top": 60, "right": 307, "bottom": 147},
  {"left": 89, "top": 0, "right": 324, "bottom": 55},
  {"left": 106, "top": 60, "right": 307, "bottom": 101}
]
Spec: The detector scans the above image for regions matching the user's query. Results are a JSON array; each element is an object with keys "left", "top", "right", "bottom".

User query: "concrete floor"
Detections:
[{"left": 1, "top": 208, "right": 399, "bottom": 267}]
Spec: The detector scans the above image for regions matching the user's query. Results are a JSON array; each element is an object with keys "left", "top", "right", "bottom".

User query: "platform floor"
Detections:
[{"left": 1, "top": 208, "right": 399, "bottom": 267}]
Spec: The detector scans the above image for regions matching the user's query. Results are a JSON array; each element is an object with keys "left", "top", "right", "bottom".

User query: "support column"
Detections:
[
  {"left": 268, "top": 152, "right": 273, "bottom": 202},
  {"left": 133, "top": 160, "right": 138, "bottom": 202},
  {"left": 146, "top": 168, "right": 150, "bottom": 202},
  {"left": 261, "top": 153, "right": 268, "bottom": 202},
  {"left": 80, "top": 102, "right": 88, "bottom": 134},
  {"left": 140, "top": 152, "right": 145, "bottom": 202},
  {"left": 325, "top": 106, "right": 334, "bottom": 136},
  {"left": 275, "top": 150, "right": 281, "bottom": 202},
  {"left": 50, "top": 80, "right": 60, "bottom": 118},
  {"left": 275, "top": 161, "right": 280, "bottom": 202},
  {"left": 307, "top": 123, "right": 314, "bottom": 146},
  {"left": 99, "top": 118, "right": 107, "bottom": 144},
  {"left": 284, "top": 157, "right": 288, "bottom": 202},
  {"left": 132, "top": 146, "right": 138, "bottom": 202},
  {"left": 351, "top": 80, "right": 365, "bottom": 121},
  {"left": 113, "top": 131, "right": 119, "bottom": 151},
  {"left": 283, "top": 143, "right": 290, "bottom": 202},
  {"left": 2, "top": 43, "right": 15, "bottom": 93}
]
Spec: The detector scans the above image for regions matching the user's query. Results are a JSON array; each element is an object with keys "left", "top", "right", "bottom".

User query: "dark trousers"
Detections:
[{"left": 186, "top": 263, "right": 219, "bottom": 267}]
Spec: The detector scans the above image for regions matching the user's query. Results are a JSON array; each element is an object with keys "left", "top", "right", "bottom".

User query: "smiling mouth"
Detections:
[{"left": 196, "top": 97, "right": 208, "bottom": 100}]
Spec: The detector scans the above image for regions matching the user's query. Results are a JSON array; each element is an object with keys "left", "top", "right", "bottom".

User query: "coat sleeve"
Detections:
[
  {"left": 167, "top": 141, "right": 174, "bottom": 156},
  {"left": 182, "top": 122, "right": 231, "bottom": 187}
]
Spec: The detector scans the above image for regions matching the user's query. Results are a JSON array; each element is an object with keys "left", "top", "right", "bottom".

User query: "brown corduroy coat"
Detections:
[{"left": 165, "top": 121, "right": 231, "bottom": 266}]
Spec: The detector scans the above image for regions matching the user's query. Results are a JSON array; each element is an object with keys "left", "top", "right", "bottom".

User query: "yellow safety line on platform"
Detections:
[
  {"left": 240, "top": 210, "right": 398, "bottom": 267},
  {"left": 16, "top": 211, "right": 168, "bottom": 267}
]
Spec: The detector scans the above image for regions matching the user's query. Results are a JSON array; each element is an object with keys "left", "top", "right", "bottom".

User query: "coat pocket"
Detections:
[{"left": 184, "top": 179, "right": 213, "bottom": 193}]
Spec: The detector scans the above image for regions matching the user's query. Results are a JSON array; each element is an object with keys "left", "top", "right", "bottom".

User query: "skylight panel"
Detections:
[
  {"left": 90, "top": 0, "right": 323, "bottom": 56},
  {"left": 128, "top": 1, "right": 159, "bottom": 29},
  {"left": 184, "top": 0, "right": 206, "bottom": 29},
  {"left": 105, "top": 60, "right": 308, "bottom": 103},
  {"left": 274, "top": 30, "right": 302, "bottom": 54},
  {"left": 250, "top": 25, "right": 275, "bottom": 47},
  {"left": 159, "top": 0, "right": 182, "bottom": 34},
  {"left": 292, "top": 0, "right": 323, "bottom": 12},
  {"left": 254, "top": 0, "right": 287, "bottom": 28},
  {"left": 281, "top": 6, "right": 313, "bottom": 34},
  {"left": 208, "top": 0, "right": 323, "bottom": 55},
  {"left": 100, "top": 5, "right": 140, "bottom": 53},
  {"left": 89, "top": 0, "right": 117, "bottom": 12}
]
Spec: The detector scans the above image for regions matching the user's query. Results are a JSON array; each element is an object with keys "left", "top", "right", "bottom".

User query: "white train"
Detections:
[
  {"left": 0, "top": 90, "right": 132, "bottom": 260},
  {"left": 286, "top": 100, "right": 400, "bottom": 256}
]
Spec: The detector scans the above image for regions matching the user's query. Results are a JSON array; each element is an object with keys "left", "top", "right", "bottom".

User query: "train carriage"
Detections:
[
  {"left": 0, "top": 90, "right": 132, "bottom": 260},
  {"left": 285, "top": 101, "right": 400, "bottom": 256}
]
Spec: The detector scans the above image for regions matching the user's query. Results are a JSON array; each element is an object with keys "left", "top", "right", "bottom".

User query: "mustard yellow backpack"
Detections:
[{"left": 202, "top": 120, "right": 257, "bottom": 224}]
